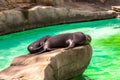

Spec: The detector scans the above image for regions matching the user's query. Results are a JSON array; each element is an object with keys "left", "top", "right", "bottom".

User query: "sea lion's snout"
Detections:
[{"left": 28, "top": 46, "right": 34, "bottom": 51}]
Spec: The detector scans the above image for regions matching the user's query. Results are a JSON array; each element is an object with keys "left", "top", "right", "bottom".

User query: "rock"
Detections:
[
  {"left": 111, "top": 6, "right": 120, "bottom": 18},
  {"left": 28, "top": 6, "right": 117, "bottom": 27},
  {"left": 0, "top": 10, "right": 25, "bottom": 35},
  {"left": 112, "top": 6, "right": 120, "bottom": 12},
  {"left": 65, "top": 9, "right": 116, "bottom": 22},
  {"left": 13, "top": 0, "right": 31, "bottom": 3},
  {"left": 0, "top": 5, "right": 117, "bottom": 35},
  {"left": 0, "top": 12, "right": 7, "bottom": 34},
  {"left": 28, "top": 6, "right": 58, "bottom": 27},
  {"left": 36, "top": 0, "right": 55, "bottom": 6},
  {"left": 0, "top": 0, "right": 9, "bottom": 7},
  {"left": 0, "top": 45, "right": 92, "bottom": 80}
]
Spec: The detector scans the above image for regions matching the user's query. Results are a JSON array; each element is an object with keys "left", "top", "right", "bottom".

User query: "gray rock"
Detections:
[
  {"left": 28, "top": 6, "right": 117, "bottom": 27},
  {"left": 67, "top": 9, "right": 117, "bottom": 22},
  {"left": 3, "top": 10, "right": 25, "bottom": 29},
  {"left": 0, "top": 6, "right": 117, "bottom": 35},
  {"left": 0, "top": 12, "right": 7, "bottom": 34},
  {"left": 0, "top": 45, "right": 92, "bottom": 80},
  {"left": 28, "top": 6, "right": 58, "bottom": 26},
  {"left": 112, "top": 6, "right": 120, "bottom": 12},
  {"left": 0, "top": 10, "right": 25, "bottom": 35}
]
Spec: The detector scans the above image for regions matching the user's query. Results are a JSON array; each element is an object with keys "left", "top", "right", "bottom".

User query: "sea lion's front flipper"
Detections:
[{"left": 65, "top": 39, "right": 75, "bottom": 50}]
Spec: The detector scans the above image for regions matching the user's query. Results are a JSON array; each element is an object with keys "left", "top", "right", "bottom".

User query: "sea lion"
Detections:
[
  {"left": 38, "top": 32, "right": 91, "bottom": 54},
  {"left": 28, "top": 35, "right": 51, "bottom": 54}
]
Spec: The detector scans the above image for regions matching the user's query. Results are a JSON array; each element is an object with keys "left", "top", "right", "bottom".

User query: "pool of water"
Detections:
[{"left": 0, "top": 18, "right": 120, "bottom": 80}]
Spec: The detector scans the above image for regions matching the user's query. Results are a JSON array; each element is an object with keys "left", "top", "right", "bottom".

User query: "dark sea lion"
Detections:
[
  {"left": 28, "top": 35, "right": 51, "bottom": 54},
  {"left": 38, "top": 32, "right": 91, "bottom": 54}
]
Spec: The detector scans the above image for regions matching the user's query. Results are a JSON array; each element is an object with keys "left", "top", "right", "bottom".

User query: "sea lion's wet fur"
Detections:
[
  {"left": 28, "top": 35, "right": 51, "bottom": 54},
  {"left": 38, "top": 32, "right": 91, "bottom": 54}
]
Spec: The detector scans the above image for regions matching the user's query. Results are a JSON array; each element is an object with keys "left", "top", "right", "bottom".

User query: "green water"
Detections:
[{"left": 0, "top": 18, "right": 120, "bottom": 80}]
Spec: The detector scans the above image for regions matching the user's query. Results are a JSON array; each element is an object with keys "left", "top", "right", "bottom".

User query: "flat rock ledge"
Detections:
[
  {"left": 0, "top": 45, "right": 92, "bottom": 80},
  {"left": 112, "top": 6, "right": 120, "bottom": 18},
  {"left": 0, "top": 6, "right": 117, "bottom": 35}
]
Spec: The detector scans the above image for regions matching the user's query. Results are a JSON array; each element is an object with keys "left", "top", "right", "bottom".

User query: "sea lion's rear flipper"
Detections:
[
  {"left": 35, "top": 49, "right": 46, "bottom": 54},
  {"left": 33, "top": 45, "right": 43, "bottom": 51}
]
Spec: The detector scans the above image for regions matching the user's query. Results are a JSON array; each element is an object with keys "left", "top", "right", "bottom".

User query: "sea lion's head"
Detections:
[{"left": 85, "top": 34, "right": 91, "bottom": 44}]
